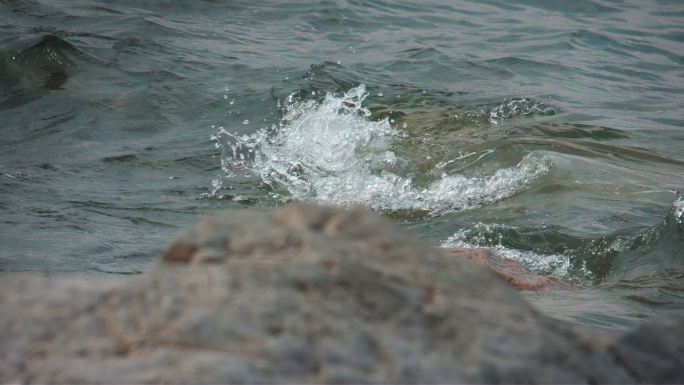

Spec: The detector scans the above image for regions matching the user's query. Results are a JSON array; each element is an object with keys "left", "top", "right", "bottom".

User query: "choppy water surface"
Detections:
[{"left": 1, "top": 0, "right": 683, "bottom": 329}]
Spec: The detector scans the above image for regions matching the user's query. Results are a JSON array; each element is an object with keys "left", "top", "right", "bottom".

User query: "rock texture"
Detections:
[{"left": 0, "top": 204, "right": 682, "bottom": 384}]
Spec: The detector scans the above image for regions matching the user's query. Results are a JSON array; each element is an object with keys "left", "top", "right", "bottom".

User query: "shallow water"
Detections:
[{"left": 1, "top": 0, "right": 683, "bottom": 329}]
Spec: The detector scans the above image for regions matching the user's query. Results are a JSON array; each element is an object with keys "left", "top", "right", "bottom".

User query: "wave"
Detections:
[
  {"left": 441, "top": 224, "right": 583, "bottom": 281},
  {"left": 214, "top": 85, "right": 552, "bottom": 215},
  {"left": 441, "top": 194, "right": 684, "bottom": 286}
]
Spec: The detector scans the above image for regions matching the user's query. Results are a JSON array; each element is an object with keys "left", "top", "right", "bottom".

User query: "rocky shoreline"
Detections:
[{"left": 1, "top": 204, "right": 682, "bottom": 383}]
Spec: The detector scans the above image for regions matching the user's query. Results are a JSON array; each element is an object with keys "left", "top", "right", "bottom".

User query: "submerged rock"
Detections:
[
  {"left": 0, "top": 204, "right": 682, "bottom": 383},
  {"left": 0, "top": 34, "right": 76, "bottom": 108},
  {"left": 444, "top": 247, "right": 576, "bottom": 291}
]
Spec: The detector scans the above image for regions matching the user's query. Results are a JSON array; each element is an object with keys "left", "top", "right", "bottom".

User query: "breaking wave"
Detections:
[
  {"left": 214, "top": 85, "right": 552, "bottom": 214},
  {"left": 441, "top": 224, "right": 580, "bottom": 280},
  {"left": 441, "top": 195, "right": 684, "bottom": 281}
]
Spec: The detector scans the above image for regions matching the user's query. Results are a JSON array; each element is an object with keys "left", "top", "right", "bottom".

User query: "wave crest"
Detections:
[{"left": 215, "top": 85, "right": 552, "bottom": 214}]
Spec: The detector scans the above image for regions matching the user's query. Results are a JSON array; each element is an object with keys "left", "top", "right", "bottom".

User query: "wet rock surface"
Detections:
[{"left": 1, "top": 204, "right": 682, "bottom": 384}]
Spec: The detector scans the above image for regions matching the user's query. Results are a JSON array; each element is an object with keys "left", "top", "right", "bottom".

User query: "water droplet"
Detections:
[{"left": 242, "top": 120, "right": 249, "bottom": 125}]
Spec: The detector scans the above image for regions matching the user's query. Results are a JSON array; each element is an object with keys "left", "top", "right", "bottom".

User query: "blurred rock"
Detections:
[{"left": 0, "top": 204, "right": 681, "bottom": 383}]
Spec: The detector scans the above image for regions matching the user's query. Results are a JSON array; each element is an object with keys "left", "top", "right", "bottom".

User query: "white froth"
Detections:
[
  {"left": 441, "top": 225, "right": 575, "bottom": 278},
  {"left": 673, "top": 195, "right": 684, "bottom": 223},
  {"left": 217, "top": 85, "right": 553, "bottom": 214}
]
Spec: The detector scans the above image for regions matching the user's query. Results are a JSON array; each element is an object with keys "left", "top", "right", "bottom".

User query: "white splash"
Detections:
[
  {"left": 441, "top": 225, "right": 575, "bottom": 278},
  {"left": 673, "top": 195, "right": 684, "bottom": 224},
  {"left": 484, "top": 97, "right": 552, "bottom": 124},
  {"left": 216, "top": 85, "right": 553, "bottom": 214}
]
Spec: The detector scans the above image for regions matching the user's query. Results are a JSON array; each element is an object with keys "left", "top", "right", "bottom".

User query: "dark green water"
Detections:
[{"left": 1, "top": 0, "right": 683, "bottom": 330}]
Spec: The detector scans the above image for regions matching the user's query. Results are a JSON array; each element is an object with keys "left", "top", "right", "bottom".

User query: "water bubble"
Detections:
[{"left": 242, "top": 119, "right": 249, "bottom": 125}]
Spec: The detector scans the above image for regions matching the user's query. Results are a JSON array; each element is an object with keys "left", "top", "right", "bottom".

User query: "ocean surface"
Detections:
[{"left": 1, "top": 0, "right": 683, "bottom": 330}]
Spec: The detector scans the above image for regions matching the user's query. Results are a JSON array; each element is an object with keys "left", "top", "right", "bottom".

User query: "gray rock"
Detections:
[
  {"left": 609, "top": 315, "right": 684, "bottom": 384},
  {"left": 0, "top": 204, "right": 681, "bottom": 383}
]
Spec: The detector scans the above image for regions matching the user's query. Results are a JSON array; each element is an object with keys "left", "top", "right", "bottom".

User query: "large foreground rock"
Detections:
[{"left": 0, "top": 204, "right": 682, "bottom": 383}]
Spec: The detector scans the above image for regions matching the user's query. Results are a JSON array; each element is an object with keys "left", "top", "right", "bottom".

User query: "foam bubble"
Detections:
[{"left": 216, "top": 85, "right": 553, "bottom": 214}]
